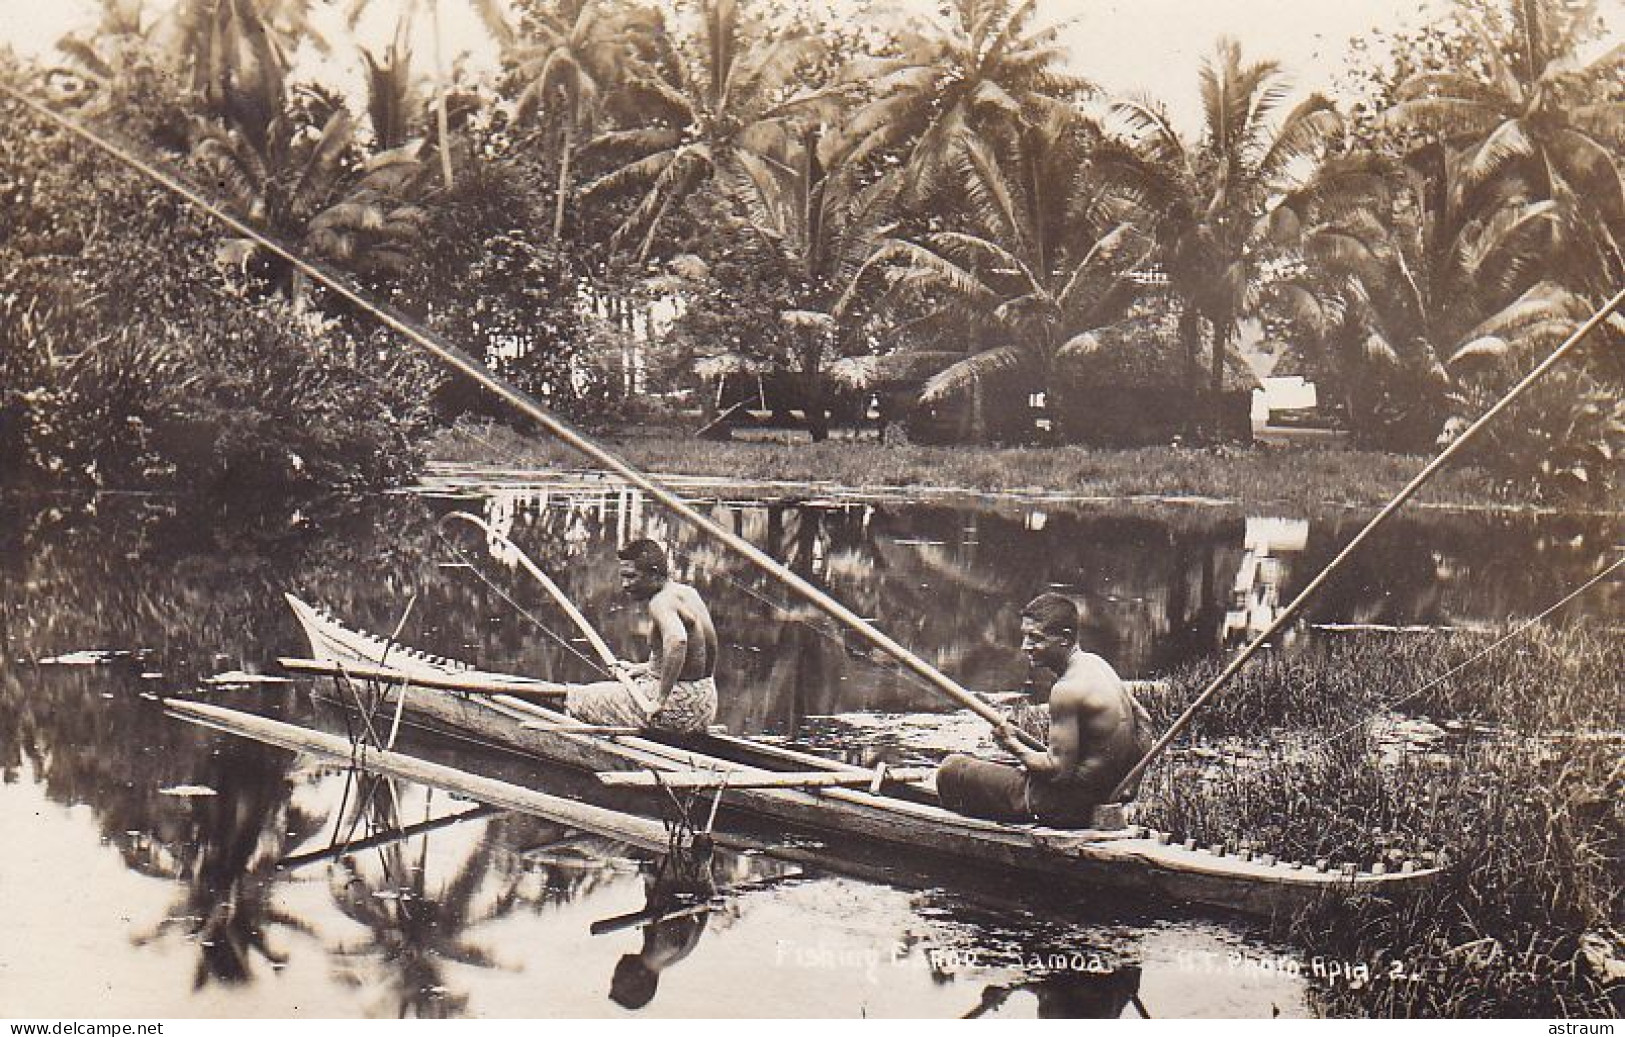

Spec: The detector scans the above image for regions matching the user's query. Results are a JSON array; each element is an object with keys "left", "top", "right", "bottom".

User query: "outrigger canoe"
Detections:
[{"left": 285, "top": 593, "right": 1439, "bottom": 917}]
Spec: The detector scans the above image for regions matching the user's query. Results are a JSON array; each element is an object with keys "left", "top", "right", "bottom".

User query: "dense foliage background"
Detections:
[{"left": 1, "top": 0, "right": 1621, "bottom": 500}]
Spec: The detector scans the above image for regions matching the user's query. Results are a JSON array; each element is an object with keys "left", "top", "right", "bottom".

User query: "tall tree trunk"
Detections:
[
  {"left": 1209, "top": 319, "right": 1232, "bottom": 441},
  {"left": 1178, "top": 307, "right": 1203, "bottom": 438},
  {"left": 635, "top": 194, "right": 674, "bottom": 264},
  {"left": 970, "top": 373, "right": 987, "bottom": 444},
  {"left": 552, "top": 118, "right": 574, "bottom": 242},
  {"left": 1044, "top": 369, "right": 1063, "bottom": 443},
  {"left": 802, "top": 336, "right": 828, "bottom": 443},
  {"left": 433, "top": 0, "right": 454, "bottom": 189}
]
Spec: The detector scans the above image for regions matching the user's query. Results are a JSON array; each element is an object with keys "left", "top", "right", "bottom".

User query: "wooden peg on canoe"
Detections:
[{"left": 868, "top": 762, "right": 889, "bottom": 794}]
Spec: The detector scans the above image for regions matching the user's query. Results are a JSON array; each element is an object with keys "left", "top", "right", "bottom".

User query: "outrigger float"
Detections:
[{"left": 268, "top": 592, "right": 1441, "bottom": 918}]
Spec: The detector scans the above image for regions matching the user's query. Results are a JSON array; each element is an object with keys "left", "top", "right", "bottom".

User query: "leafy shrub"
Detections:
[{"left": 0, "top": 75, "right": 435, "bottom": 499}]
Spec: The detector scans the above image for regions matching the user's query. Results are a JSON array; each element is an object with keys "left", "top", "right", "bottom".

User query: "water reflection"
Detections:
[
  {"left": 414, "top": 483, "right": 1618, "bottom": 734},
  {"left": 127, "top": 736, "right": 320, "bottom": 991},
  {"left": 965, "top": 965, "right": 1144, "bottom": 1019},
  {"left": 321, "top": 777, "right": 521, "bottom": 1018},
  {"left": 0, "top": 487, "right": 1615, "bottom": 1017},
  {"left": 603, "top": 843, "right": 718, "bottom": 1010},
  {"left": 1224, "top": 518, "right": 1311, "bottom": 648}
]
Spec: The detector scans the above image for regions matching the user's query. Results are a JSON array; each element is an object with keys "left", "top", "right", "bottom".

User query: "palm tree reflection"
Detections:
[
  {"left": 323, "top": 775, "right": 521, "bottom": 1018},
  {"left": 130, "top": 738, "right": 322, "bottom": 990}
]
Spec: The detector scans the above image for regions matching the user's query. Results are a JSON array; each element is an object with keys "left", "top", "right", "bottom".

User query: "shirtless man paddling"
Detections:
[
  {"left": 937, "top": 593, "right": 1152, "bottom": 827},
  {"left": 565, "top": 539, "right": 720, "bottom": 733}
]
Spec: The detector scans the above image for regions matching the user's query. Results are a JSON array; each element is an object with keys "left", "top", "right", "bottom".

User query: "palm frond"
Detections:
[
  {"left": 582, "top": 147, "right": 677, "bottom": 198},
  {"left": 466, "top": 0, "right": 513, "bottom": 49},
  {"left": 1459, "top": 118, "right": 1535, "bottom": 194},
  {"left": 1460, "top": 9, "right": 1526, "bottom": 105},
  {"left": 1546, "top": 128, "right": 1625, "bottom": 223},
  {"left": 1383, "top": 97, "right": 1505, "bottom": 141},
  {"left": 926, "top": 230, "right": 1029, "bottom": 279},
  {"left": 290, "top": 109, "right": 354, "bottom": 211},
  {"left": 310, "top": 199, "right": 386, "bottom": 233},
  {"left": 1054, "top": 223, "right": 1148, "bottom": 314},
  {"left": 951, "top": 132, "right": 1024, "bottom": 247},
  {"left": 1054, "top": 329, "right": 1106, "bottom": 359},
  {"left": 1568, "top": 101, "right": 1625, "bottom": 143},
  {"left": 1448, "top": 334, "right": 1510, "bottom": 367},
  {"left": 1109, "top": 96, "right": 1186, "bottom": 171},
  {"left": 1256, "top": 94, "right": 1340, "bottom": 187},
  {"left": 920, "top": 344, "right": 1029, "bottom": 402},
  {"left": 1394, "top": 71, "right": 1506, "bottom": 105},
  {"left": 1538, "top": 39, "right": 1623, "bottom": 84},
  {"left": 191, "top": 131, "right": 264, "bottom": 217},
  {"left": 1457, "top": 281, "right": 1583, "bottom": 342},
  {"left": 729, "top": 34, "right": 824, "bottom": 111},
  {"left": 1459, "top": 199, "right": 1557, "bottom": 294},
  {"left": 780, "top": 309, "right": 835, "bottom": 331}
]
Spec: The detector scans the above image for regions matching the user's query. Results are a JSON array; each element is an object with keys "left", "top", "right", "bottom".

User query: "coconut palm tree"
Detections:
[
  {"left": 1384, "top": 0, "right": 1625, "bottom": 289},
  {"left": 582, "top": 0, "right": 840, "bottom": 262},
  {"left": 189, "top": 22, "right": 432, "bottom": 300},
  {"left": 345, "top": 0, "right": 513, "bottom": 188},
  {"left": 509, "top": 0, "right": 639, "bottom": 240},
  {"left": 1105, "top": 39, "right": 1340, "bottom": 438},
  {"left": 840, "top": 0, "right": 1088, "bottom": 209},
  {"left": 845, "top": 108, "right": 1151, "bottom": 442},
  {"left": 1267, "top": 142, "right": 1583, "bottom": 446},
  {"left": 722, "top": 123, "right": 904, "bottom": 440}
]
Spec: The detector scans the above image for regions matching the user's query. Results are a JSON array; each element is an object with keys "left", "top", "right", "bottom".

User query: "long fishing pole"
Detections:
[
  {"left": 1110, "top": 284, "right": 1625, "bottom": 800},
  {"left": 0, "top": 82, "right": 1042, "bottom": 750}
]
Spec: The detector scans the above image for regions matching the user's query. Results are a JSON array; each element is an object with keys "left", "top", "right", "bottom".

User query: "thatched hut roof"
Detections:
[
  {"left": 693, "top": 353, "right": 773, "bottom": 380},
  {"left": 825, "top": 351, "right": 964, "bottom": 390}
]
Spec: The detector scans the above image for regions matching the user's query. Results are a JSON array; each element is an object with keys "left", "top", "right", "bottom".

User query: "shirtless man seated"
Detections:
[
  {"left": 565, "top": 539, "right": 720, "bottom": 734},
  {"left": 936, "top": 593, "right": 1152, "bottom": 827}
]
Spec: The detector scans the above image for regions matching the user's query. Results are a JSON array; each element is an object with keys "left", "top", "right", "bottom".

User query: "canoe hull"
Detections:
[{"left": 285, "top": 593, "right": 1440, "bottom": 916}]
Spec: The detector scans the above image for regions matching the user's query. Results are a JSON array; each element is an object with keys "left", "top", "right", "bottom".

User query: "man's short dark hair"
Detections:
[
  {"left": 1022, "top": 592, "right": 1079, "bottom": 639},
  {"left": 617, "top": 538, "right": 669, "bottom": 580}
]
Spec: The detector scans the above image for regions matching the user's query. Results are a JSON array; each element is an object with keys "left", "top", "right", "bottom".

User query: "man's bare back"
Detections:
[
  {"left": 566, "top": 539, "right": 721, "bottom": 733},
  {"left": 1031, "top": 649, "right": 1147, "bottom": 801},
  {"left": 645, "top": 581, "right": 719, "bottom": 683},
  {"left": 936, "top": 592, "right": 1153, "bottom": 825}
]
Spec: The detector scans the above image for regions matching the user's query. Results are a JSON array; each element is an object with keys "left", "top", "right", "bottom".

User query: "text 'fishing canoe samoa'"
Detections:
[{"left": 283, "top": 593, "right": 1440, "bottom": 918}]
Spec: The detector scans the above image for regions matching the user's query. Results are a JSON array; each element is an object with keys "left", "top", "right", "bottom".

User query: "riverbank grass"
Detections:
[{"left": 428, "top": 419, "right": 1564, "bottom": 511}]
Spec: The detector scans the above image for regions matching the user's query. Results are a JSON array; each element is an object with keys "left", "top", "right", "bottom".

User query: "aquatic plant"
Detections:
[{"left": 1137, "top": 625, "right": 1623, "bottom": 1017}]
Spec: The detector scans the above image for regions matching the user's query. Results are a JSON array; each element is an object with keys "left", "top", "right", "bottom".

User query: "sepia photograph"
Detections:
[{"left": 0, "top": 0, "right": 1620, "bottom": 1022}]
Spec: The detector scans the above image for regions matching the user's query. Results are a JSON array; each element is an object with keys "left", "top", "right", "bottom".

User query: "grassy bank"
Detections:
[
  {"left": 427, "top": 419, "right": 1573, "bottom": 512},
  {"left": 1138, "top": 626, "right": 1623, "bottom": 1017}
]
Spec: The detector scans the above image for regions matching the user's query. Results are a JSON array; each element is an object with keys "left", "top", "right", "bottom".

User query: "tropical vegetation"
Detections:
[{"left": 0, "top": 0, "right": 1620, "bottom": 501}]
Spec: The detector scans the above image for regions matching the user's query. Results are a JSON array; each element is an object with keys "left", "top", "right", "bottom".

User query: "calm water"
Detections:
[{"left": 1, "top": 479, "right": 1616, "bottom": 1018}]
